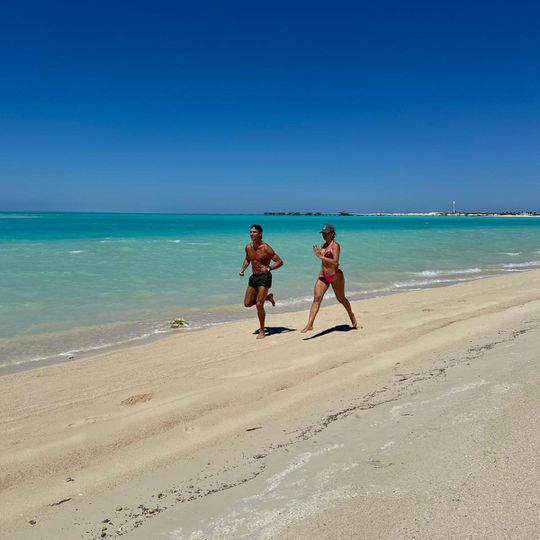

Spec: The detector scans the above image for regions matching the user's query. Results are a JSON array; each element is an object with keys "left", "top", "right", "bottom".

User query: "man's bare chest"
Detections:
[{"left": 248, "top": 244, "right": 270, "bottom": 261}]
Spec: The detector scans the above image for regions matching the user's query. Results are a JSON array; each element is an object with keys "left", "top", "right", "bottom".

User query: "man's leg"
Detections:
[
  {"left": 244, "top": 286, "right": 257, "bottom": 308},
  {"left": 255, "top": 286, "right": 269, "bottom": 339}
]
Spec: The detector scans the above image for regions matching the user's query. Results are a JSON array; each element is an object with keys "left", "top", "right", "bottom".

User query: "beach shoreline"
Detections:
[
  {"left": 3, "top": 212, "right": 540, "bottom": 374},
  {"left": 0, "top": 268, "right": 528, "bottom": 378},
  {"left": 2, "top": 270, "right": 540, "bottom": 539}
]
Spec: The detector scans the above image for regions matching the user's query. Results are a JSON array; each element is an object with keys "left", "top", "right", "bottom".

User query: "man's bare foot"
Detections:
[
  {"left": 266, "top": 293, "right": 275, "bottom": 307},
  {"left": 300, "top": 325, "right": 313, "bottom": 333},
  {"left": 257, "top": 330, "right": 266, "bottom": 339},
  {"left": 350, "top": 314, "right": 358, "bottom": 329}
]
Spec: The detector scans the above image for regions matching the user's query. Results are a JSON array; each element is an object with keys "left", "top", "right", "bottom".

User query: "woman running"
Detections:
[{"left": 301, "top": 224, "right": 357, "bottom": 333}]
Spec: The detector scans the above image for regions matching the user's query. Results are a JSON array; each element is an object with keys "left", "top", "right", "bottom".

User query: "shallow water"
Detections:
[{"left": 1, "top": 212, "right": 539, "bottom": 368}]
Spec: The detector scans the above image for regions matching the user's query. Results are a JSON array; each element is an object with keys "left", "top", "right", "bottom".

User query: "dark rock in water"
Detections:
[{"left": 170, "top": 318, "right": 187, "bottom": 328}]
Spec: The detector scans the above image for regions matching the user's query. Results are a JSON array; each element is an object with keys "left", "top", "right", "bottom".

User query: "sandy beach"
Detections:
[{"left": 1, "top": 271, "right": 540, "bottom": 539}]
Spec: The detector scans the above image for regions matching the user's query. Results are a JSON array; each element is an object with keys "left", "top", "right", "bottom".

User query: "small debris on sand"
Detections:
[
  {"left": 48, "top": 498, "right": 71, "bottom": 506},
  {"left": 121, "top": 393, "right": 152, "bottom": 406}
]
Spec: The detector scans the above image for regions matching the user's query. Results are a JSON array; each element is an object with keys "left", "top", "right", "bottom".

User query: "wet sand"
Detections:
[{"left": 1, "top": 271, "right": 540, "bottom": 539}]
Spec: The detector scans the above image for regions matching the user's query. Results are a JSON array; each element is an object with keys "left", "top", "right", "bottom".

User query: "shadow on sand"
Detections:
[
  {"left": 302, "top": 324, "right": 357, "bottom": 340},
  {"left": 252, "top": 326, "right": 296, "bottom": 337}
]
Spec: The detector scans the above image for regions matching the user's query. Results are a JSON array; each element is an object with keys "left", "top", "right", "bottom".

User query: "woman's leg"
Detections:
[
  {"left": 331, "top": 270, "right": 357, "bottom": 328},
  {"left": 301, "top": 278, "right": 330, "bottom": 332}
]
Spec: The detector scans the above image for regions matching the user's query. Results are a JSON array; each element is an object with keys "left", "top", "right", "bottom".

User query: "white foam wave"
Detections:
[
  {"left": 360, "top": 287, "right": 395, "bottom": 295},
  {"left": 503, "top": 252, "right": 521, "bottom": 256},
  {"left": 394, "top": 277, "right": 472, "bottom": 289},
  {"left": 57, "top": 328, "right": 171, "bottom": 357},
  {"left": 0, "top": 355, "right": 48, "bottom": 369},
  {"left": 276, "top": 296, "right": 321, "bottom": 307},
  {"left": 275, "top": 286, "right": 402, "bottom": 306},
  {"left": 502, "top": 260, "right": 540, "bottom": 269},
  {"left": 68, "top": 250, "right": 85, "bottom": 254},
  {"left": 413, "top": 268, "right": 481, "bottom": 277},
  {"left": 4, "top": 328, "right": 171, "bottom": 370}
]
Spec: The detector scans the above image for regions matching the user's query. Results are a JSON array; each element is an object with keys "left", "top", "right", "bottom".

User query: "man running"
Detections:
[{"left": 239, "top": 224, "right": 284, "bottom": 339}]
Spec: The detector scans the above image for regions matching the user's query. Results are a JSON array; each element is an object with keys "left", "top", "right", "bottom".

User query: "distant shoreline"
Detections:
[
  {"left": 1, "top": 211, "right": 538, "bottom": 218},
  {"left": 264, "top": 211, "right": 539, "bottom": 217}
]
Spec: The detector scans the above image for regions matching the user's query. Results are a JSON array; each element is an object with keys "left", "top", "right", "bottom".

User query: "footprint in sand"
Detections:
[{"left": 121, "top": 393, "right": 153, "bottom": 406}]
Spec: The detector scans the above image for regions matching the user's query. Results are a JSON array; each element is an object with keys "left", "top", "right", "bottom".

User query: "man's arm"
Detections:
[
  {"left": 268, "top": 247, "right": 283, "bottom": 271},
  {"left": 239, "top": 246, "right": 250, "bottom": 276}
]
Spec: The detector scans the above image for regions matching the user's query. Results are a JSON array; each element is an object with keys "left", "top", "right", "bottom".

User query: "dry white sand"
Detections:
[{"left": 1, "top": 271, "right": 539, "bottom": 539}]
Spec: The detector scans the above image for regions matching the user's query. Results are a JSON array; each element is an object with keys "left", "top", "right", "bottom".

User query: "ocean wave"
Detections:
[
  {"left": 360, "top": 287, "right": 395, "bottom": 295},
  {"left": 1, "top": 328, "right": 172, "bottom": 370},
  {"left": 503, "top": 252, "right": 521, "bottom": 256},
  {"left": 63, "top": 328, "right": 172, "bottom": 355},
  {"left": 275, "top": 296, "right": 317, "bottom": 307},
  {"left": 68, "top": 250, "right": 86, "bottom": 254},
  {"left": 413, "top": 268, "right": 481, "bottom": 277},
  {"left": 502, "top": 260, "right": 540, "bottom": 269},
  {"left": 394, "top": 277, "right": 473, "bottom": 289},
  {"left": 0, "top": 354, "right": 48, "bottom": 369}
]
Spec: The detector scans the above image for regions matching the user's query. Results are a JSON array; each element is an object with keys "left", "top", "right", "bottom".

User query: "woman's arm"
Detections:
[{"left": 313, "top": 243, "right": 340, "bottom": 266}]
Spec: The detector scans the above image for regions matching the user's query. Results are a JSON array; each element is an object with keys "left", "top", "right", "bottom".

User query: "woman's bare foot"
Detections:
[
  {"left": 300, "top": 325, "right": 313, "bottom": 333},
  {"left": 266, "top": 293, "right": 275, "bottom": 307},
  {"left": 257, "top": 330, "right": 266, "bottom": 339},
  {"left": 350, "top": 314, "right": 358, "bottom": 329}
]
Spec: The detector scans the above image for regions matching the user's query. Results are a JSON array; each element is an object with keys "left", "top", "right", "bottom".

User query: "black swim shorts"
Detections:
[{"left": 248, "top": 271, "right": 272, "bottom": 289}]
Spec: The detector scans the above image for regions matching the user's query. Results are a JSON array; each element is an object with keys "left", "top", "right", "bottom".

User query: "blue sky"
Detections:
[{"left": 1, "top": 1, "right": 538, "bottom": 213}]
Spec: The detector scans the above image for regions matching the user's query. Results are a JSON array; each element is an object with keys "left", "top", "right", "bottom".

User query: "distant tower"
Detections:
[{"left": 452, "top": 200, "right": 456, "bottom": 214}]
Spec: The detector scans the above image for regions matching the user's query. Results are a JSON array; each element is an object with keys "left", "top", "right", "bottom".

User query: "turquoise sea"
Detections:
[{"left": 1, "top": 212, "right": 540, "bottom": 370}]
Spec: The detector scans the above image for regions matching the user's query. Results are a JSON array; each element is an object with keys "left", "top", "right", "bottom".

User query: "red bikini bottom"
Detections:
[{"left": 320, "top": 272, "right": 335, "bottom": 285}]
